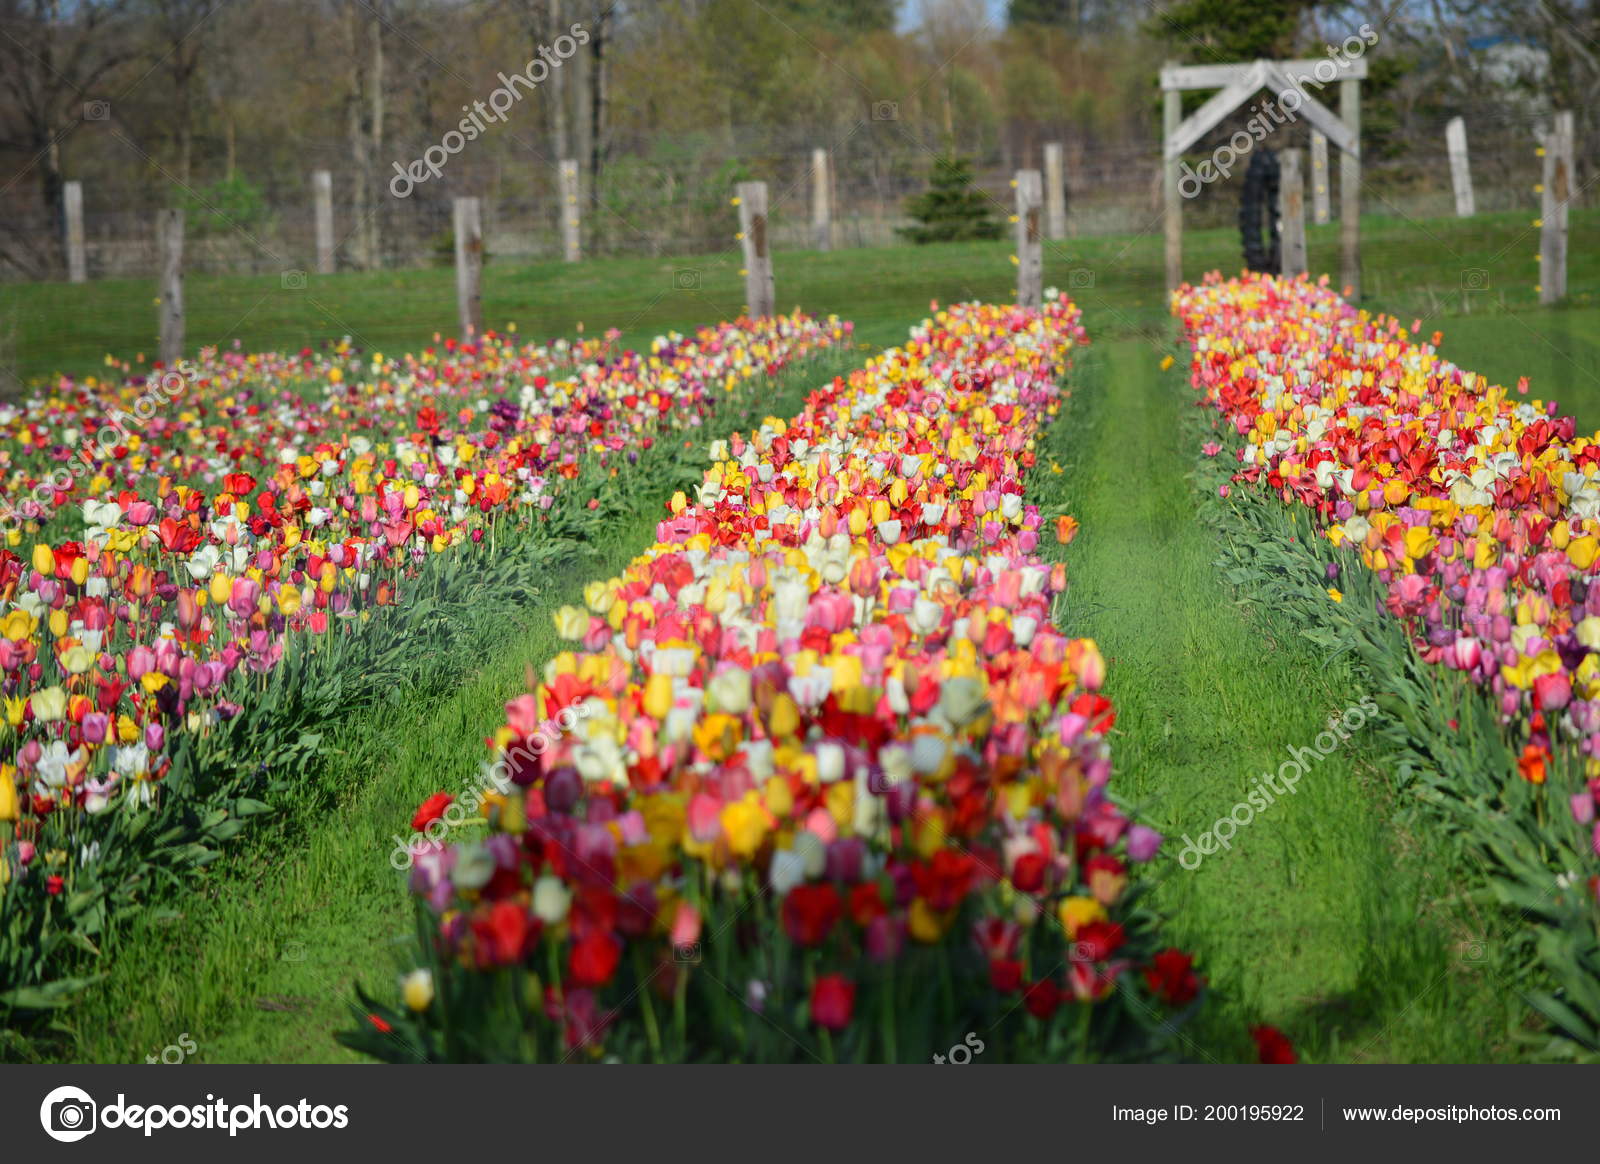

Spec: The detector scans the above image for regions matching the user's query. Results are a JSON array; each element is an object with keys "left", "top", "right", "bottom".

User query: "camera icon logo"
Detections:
[
  {"left": 672, "top": 268, "right": 701, "bottom": 290},
  {"left": 1460, "top": 268, "right": 1490, "bottom": 291},
  {"left": 281, "top": 269, "right": 308, "bottom": 290},
  {"left": 872, "top": 100, "right": 899, "bottom": 121},
  {"left": 673, "top": 941, "right": 702, "bottom": 964},
  {"left": 40, "top": 1085, "right": 97, "bottom": 1143},
  {"left": 83, "top": 101, "right": 111, "bottom": 122},
  {"left": 1068, "top": 268, "right": 1095, "bottom": 289}
]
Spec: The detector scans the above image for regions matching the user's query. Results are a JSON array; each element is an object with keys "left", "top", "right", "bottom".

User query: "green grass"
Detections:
[
  {"left": 2, "top": 208, "right": 1597, "bottom": 383},
  {"left": 1036, "top": 335, "right": 1530, "bottom": 1062}
]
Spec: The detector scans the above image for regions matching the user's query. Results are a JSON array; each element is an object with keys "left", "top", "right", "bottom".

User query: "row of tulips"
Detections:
[
  {"left": 1173, "top": 271, "right": 1600, "bottom": 1053},
  {"left": 344, "top": 294, "right": 1201, "bottom": 1064},
  {"left": 0, "top": 312, "right": 850, "bottom": 1013}
]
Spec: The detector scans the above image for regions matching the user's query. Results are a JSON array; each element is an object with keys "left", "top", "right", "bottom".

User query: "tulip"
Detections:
[{"left": 810, "top": 974, "right": 855, "bottom": 1031}]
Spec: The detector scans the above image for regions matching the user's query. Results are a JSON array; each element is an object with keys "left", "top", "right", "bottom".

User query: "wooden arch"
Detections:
[{"left": 1160, "top": 57, "right": 1366, "bottom": 296}]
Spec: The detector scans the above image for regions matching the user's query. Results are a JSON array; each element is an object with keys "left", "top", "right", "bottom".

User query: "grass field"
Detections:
[
  {"left": 7, "top": 208, "right": 1600, "bottom": 1063},
  {"left": 3, "top": 208, "right": 1597, "bottom": 383}
]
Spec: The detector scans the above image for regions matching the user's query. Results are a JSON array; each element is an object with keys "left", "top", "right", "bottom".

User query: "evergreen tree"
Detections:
[
  {"left": 1147, "top": 0, "right": 1316, "bottom": 61},
  {"left": 898, "top": 154, "right": 1002, "bottom": 244}
]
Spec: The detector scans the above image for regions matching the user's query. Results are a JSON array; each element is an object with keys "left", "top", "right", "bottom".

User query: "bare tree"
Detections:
[
  {"left": 148, "top": 0, "right": 219, "bottom": 186},
  {"left": 0, "top": 0, "right": 136, "bottom": 275},
  {"left": 585, "top": 1, "right": 613, "bottom": 209},
  {"left": 516, "top": 0, "right": 569, "bottom": 160},
  {"left": 344, "top": 0, "right": 385, "bottom": 268}
]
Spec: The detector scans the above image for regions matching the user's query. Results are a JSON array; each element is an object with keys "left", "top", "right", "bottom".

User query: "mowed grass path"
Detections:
[{"left": 1041, "top": 331, "right": 1527, "bottom": 1061}]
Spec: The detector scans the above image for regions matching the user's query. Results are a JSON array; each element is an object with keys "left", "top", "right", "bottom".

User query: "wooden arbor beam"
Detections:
[{"left": 1160, "top": 56, "right": 1363, "bottom": 297}]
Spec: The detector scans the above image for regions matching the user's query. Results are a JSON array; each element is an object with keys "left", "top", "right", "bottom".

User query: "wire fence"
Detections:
[{"left": 0, "top": 112, "right": 1583, "bottom": 284}]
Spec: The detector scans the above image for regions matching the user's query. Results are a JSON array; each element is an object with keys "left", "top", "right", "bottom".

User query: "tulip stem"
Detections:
[
  {"left": 633, "top": 948, "right": 664, "bottom": 1063},
  {"left": 880, "top": 959, "right": 897, "bottom": 1064}
]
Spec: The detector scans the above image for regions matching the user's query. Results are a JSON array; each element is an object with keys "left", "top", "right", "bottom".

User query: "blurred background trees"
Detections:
[{"left": 0, "top": 0, "right": 1591, "bottom": 275}]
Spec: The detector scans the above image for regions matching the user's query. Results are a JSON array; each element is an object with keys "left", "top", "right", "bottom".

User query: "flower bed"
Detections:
[
  {"left": 345, "top": 296, "right": 1199, "bottom": 1064},
  {"left": 1173, "top": 271, "right": 1600, "bottom": 1053},
  {"left": 0, "top": 312, "right": 849, "bottom": 1013}
]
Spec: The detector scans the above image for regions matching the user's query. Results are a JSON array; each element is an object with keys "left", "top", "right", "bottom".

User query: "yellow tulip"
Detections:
[
  {"left": 1, "top": 610, "right": 37, "bottom": 642},
  {"left": 0, "top": 765, "right": 16, "bottom": 821},
  {"left": 908, "top": 897, "right": 953, "bottom": 943},
  {"left": 642, "top": 672, "right": 674, "bottom": 721},
  {"left": 763, "top": 775, "right": 794, "bottom": 818},
  {"left": 1058, "top": 895, "right": 1107, "bottom": 938},
  {"left": 30, "top": 544, "right": 54, "bottom": 575},
  {"left": 553, "top": 605, "right": 588, "bottom": 640},
  {"left": 766, "top": 692, "right": 800, "bottom": 738},
  {"left": 720, "top": 794, "right": 768, "bottom": 859}
]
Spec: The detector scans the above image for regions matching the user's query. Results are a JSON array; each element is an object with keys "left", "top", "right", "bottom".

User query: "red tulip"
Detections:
[
  {"left": 781, "top": 883, "right": 842, "bottom": 946},
  {"left": 809, "top": 973, "right": 855, "bottom": 1031},
  {"left": 568, "top": 929, "right": 621, "bottom": 988},
  {"left": 410, "top": 791, "right": 453, "bottom": 832},
  {"left": 1250, "top": 1024, "right": 1297, "bottom": 1064}
]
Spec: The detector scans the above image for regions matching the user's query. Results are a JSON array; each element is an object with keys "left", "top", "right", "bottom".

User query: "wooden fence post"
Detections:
[
  {"left": 736, "top": 180, "right": 775, "bottom": 318},
  {"left": 1015, "top": 169, "right": 1043, "bottom": 308},
  {"left": 811, "top": 148, "right": 831, "bottom": 251},
  {"left": 559, "top": 160, "right": 581, "bottom": 263},
  {"left": 1339, "top": 77, "right": 1361, "bottom": 299},
  {"left": 1163, "top": 70, "right": 1182, "bottom": 291},
  {"left": 63, "top": 180, "right": 87, "bottom": 283},
  {"left": 1043, "top": 141, "right": 1066, "bottom": 239},
  {"left": 1541, "top": 110, "right": 1573, "bottom": 305},
  {"left": 453, "top": 196, "right": 483, "bottom": 340},
  {"left": 1446, "top": 117, "right": 1475, "bottom": 218},
  {"left": 312, "top": 170, "right": 335, "bottom": 274},
  {"left": 157, "top": 209, "right": 184, "bottom": 366},
  {"left": 1309, "top": 132, "right": 1330, "bottom": 225},
  {"left": 1279, "top": 149, "right": 1307, "bottom": 278}
]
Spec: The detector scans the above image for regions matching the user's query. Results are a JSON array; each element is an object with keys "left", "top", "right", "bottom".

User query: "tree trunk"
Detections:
[
  {"left": 588, "top": 5, "right": 610, "bottom": 211},
  {"left": 547, "top": 0, "right": 568, "bottom": 161},
  {"left": 346, "top": 0, "right": 384, "bottom": 270}
]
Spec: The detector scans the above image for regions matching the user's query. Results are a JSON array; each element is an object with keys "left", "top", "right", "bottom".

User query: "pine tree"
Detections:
[{"left": 898, "top": 154, "right": 1003, "bottom": 245}]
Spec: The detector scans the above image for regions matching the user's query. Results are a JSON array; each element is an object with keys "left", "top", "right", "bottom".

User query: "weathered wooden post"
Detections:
[
  {"left": 1015, "top": 169, "right": 1043, "bottom": 308},
  {"left": 156, "top": 209, "right": 184, "bottom": 366},
  {"left": 312, "top": 170, "right": 335, "bottom": 274},
  {"left": 63, "top": 180, "right": 87, "bottom": 283},
  {"left": 559, "top": 159, "right": 581, "bottom": 263},
  {"left": 1339, "top": 77, "right": 1361, "bottom": 299},
  {"left": 1043, "top": 141, "right": 1066, "bottom": 239},
  {"left": 1279, "top": 149, "right": 1307, "bottom": 278},
  {"left": 1540, "top": 110, "right": 1573, "bottom": 305},
  {"left": 736, "top": 180, "right": 775, "bottom": 318},
  {"left": 811, "top": 148, "right": 831, "bottom": 251},
  {"left": 1309, "top": 132, "right": 1330, "bottom": 225},
  {"left": 453, "top": 196, "right": 483, "bottom": 340},
  {"left": 1446, "top": 117, "right": 1474, "bottom": 218},
  {"left": 1163, "top": 68, "right": 1182, "bottom": 291}
]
